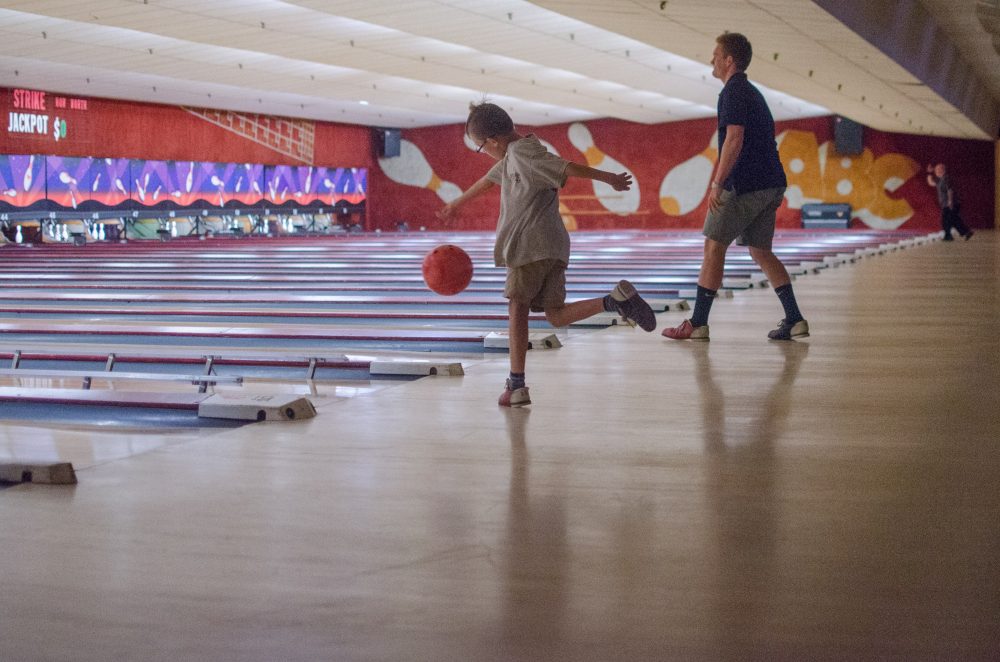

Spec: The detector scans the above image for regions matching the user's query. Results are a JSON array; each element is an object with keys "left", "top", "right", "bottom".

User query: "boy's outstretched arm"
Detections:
[
  {"left": 565, "top": 163, "right": 632, "bottom": 191},
  {"left": 437, "top": 175, "right": 496, "bottom": 219}
]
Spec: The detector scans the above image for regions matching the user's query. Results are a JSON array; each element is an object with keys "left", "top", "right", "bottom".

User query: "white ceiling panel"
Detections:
[{"left": 0, "top": 0, "right": 993, "bottom": 138}]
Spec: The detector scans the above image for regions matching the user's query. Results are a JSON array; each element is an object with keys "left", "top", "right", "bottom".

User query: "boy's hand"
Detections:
[
  {"left": 608, "top": 172, "right": 632, "bottom": 191},
  {"left": 437, "top": 202, "right": 458, "bottom": 219}
]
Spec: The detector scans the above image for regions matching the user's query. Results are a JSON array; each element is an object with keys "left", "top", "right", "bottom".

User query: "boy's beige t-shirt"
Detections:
[{"left": 486, "top": 134, "right": 569, "bottom": 268}]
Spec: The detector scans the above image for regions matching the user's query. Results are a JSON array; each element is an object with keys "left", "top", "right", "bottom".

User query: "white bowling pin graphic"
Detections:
[
  {"left": 4, "top": 188, "right": 16, "bottom": 197},
  {"left": 211, "top": 175, "right": 225, "bottom": 207},
  {"left": 304, "top": 168, "right": 313, "bottom": 193},
  {"left": 280, "top": 186, "right": 288, "bottom": 201},
  {"left": 235, "top": 176, "right": 243, "bottom": 192},
  {"left": 659, "top": 132, "right": 719, "bottom": 216},
  {"left": 114, "top": 178, "right": 127, "bottom": 197},
  {"left": 252, "top": 181, "right": 262, "bottom": 195},
  {"left": 23, "top": 155, "right": 34, "bottom": 191},
  {"left": 323, "top": 178, "right": 335, "bottom": 202},
  {"left": 134, "top": 178, "right": 146, "bottom": 202},
  {"left": 378, "top": 139, "right": 462, "bottom": 203},
  {"left": 59, "top": 172, "right": 78, "bottom": 209},
  {"left": 152, "top": 186, "right": 162, "bottom": 201},
  {"left": 536, "top": 138, "right": 560, "bottom": 156},
  {"left": 92, "top": 173, "right": 101, "bottom": 192},
  {"left": 15, "top": 225, "right": 23, "bottom": 243},
  {"left": 354, "top": 168, "right": 365, "bottom": 195},
  {"left": 567, "top": 123, "right": 639, "bottom": 214},
  {"left": 186, "top": 162, "right": 194, "bottom": 193},
  {"left": 535, "top": 140, "right": 579, "bottom": 231}
]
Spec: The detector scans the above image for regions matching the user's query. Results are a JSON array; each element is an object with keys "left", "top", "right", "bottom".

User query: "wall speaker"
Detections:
[
  {"left": 834, "top": 116, "right": 864, "bottom": 155},
  {"left": 376, "top": 128, "right": 401, "bottom": 158}
]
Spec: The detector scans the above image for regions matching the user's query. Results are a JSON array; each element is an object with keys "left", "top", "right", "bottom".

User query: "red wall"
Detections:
[
  {"left": 370, "top": 115, "right": 993, "bottom": 233},
  {"left": 1, "top": 87, "right": 373, "bottom": 167},
  {"left": 3, "top": 86, "right": 992, "bottom": 232}
]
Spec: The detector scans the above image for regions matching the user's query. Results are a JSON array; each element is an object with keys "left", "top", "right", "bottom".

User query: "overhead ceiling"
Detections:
[{"left": 0, "top": 1, "right": 995, "bottom": 139}]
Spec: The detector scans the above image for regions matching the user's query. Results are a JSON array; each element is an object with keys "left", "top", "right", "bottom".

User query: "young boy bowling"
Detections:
[{"left": 438, "top": 102, "right": 657, "bottom": 407}]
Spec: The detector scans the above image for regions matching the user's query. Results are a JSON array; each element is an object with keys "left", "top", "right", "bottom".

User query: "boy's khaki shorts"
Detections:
[{"left": 505, "top": 259, "right": 567, "bottom": 312}]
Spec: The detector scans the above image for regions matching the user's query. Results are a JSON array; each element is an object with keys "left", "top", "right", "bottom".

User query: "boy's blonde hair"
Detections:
[{"left": 466, "top": 102, "right": 514, "bottom": 141}]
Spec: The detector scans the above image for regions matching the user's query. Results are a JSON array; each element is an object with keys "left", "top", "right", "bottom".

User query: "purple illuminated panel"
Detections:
[
  {"left": 0, "top": 154, "right": 46, "bottom": 211},
  {"left": 264, "top": 166, "right": 367, "bottom": 207}
]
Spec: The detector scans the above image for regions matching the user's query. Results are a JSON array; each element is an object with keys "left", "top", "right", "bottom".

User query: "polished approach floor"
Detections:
[{"left": 1, "top": 232, "right": 998, "bottom": 661}]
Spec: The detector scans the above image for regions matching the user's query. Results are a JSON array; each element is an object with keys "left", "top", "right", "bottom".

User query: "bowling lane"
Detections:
[{"left": 0, "top": 229, "right": 932, "bottom": 373}]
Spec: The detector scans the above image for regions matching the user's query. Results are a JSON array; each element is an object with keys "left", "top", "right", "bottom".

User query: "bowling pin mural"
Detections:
[
  {"left": 378, "top": 139, "right": 462, "bottom": 203},
  {"left": 567, "top": 122, "right": 640, "bottom": 214},
  {"left": 352, "top": 167, "right": 365, "bottom": 195},
  {"left": 210, "top": 175, "right": 225, "bottom": 207},
  {"left": 58, "top": 172, "right": 78, "bottom": 209},
  {"left": 268, "top": 173, "right": 279, "bottom": 201},
  {"left": 92, "top": 173, "right": 101, "bottom": 192},
  {"left": 23, "top": 155, "right": 34, "bottom": 191},
  {"left": 186, "top": 162, "right": 194, "bottom": 193},
  {"left": 659, "top": 133, "right": 719, "bottom": 216},
  {"left": 534, "top": 138, "right": 578, "bottom": 232},
  {"left": 776, "top": 129, "right": 920, "bottom": 230}
]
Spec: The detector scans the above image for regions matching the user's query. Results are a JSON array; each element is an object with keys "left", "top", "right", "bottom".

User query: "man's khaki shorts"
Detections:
[
  {"left": 704, "top": 186, "right": 786, "bottom": 249},
  {"left": 505, "top": 259, "right": 567, "bottom": 312}
]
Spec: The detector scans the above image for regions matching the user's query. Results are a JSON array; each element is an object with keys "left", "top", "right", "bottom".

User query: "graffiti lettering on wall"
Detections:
[
  {"left": 377, "top": 122, "right": 928, "bottom": 232},
  {"left": 776, "top": 130, "right": 919, "bottom": 230},
  {"left": 658, "top": 129, "right": 921, "bottom": 230}
]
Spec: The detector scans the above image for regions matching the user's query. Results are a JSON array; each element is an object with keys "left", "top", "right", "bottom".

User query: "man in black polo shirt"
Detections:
[{"left": 663, "top": 32, "right": 808, "bottom": 342}]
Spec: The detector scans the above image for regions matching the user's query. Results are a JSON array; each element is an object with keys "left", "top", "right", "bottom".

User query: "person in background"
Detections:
[{"left": 926, "top": 163, "right": 974, "bottom": 241}]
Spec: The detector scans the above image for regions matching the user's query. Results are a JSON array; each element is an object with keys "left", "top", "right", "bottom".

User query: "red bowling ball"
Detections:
[{"left": 422, "top": 244, "right": 473, "bottom": 296}]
